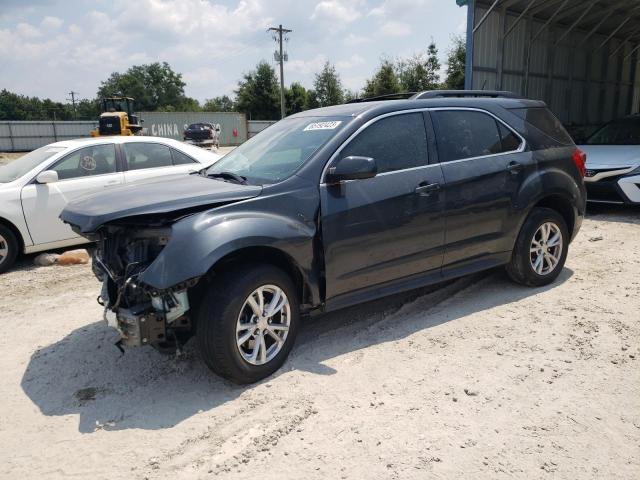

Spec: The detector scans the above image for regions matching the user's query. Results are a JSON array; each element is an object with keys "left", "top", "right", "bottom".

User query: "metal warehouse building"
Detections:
[{"left": 462, "top": 0, "right": 640, "bottom": 135}]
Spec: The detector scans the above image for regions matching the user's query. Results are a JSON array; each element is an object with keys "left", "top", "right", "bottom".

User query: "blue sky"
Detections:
[{"left": 0, "top": 0, "right": 467, "bottom": 103}]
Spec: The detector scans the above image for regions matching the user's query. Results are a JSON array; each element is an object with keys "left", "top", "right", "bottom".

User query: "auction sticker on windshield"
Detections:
[{"left": 304, "top": 121, "right": 342, "bottom": 131}]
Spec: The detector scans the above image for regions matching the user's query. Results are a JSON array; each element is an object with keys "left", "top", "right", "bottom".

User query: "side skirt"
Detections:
[{"left": 322, "top": 251, "right": 511, "bottom": 313}]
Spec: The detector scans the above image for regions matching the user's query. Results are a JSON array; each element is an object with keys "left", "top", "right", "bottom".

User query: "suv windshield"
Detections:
[
  {"left": 0, "top": 145, "right": 66, "bottom": 183},
  {"left": 586, "top": 117, "right": 640, "bottom": 145},
  {"left": 207, "top": 116, "right": 348, "bottom": 184}
]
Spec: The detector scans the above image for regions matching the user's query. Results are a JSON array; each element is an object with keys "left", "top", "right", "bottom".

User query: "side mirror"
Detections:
[
  {"left": 325, "top": 156, "right": 377, "bottom": 184},
  {"left": 140, "top": 119, "right": 145, "bottom": 124},
  {"left": 36, "top": 170, "right": 59, "bottom": 184}
]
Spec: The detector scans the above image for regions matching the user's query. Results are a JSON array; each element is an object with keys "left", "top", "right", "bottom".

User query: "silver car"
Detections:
[{"left": 579, "top": 115, "right": 640, "bottom": 204}]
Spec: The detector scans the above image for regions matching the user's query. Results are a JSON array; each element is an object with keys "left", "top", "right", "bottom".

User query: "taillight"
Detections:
[{"left": 572, "top": 148, "right": 586, "bottom": 177}]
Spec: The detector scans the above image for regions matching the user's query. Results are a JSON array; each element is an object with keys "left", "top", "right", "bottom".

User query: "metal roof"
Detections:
[
  {"left": 465, "top": 0, "right": 640, "bottom": 129},
  {"left": 474, "top": 0, "right": 640, "bottom": 43}
]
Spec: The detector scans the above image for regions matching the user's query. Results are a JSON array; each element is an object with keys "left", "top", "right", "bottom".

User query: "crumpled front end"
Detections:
[{"left": 94, "top": 222, "right": 200, "bottom": 352}]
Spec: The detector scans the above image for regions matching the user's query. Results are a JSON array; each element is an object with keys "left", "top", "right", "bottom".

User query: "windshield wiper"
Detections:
[{"left": 206, "top": 171, "right": 248, "bottom": 185}]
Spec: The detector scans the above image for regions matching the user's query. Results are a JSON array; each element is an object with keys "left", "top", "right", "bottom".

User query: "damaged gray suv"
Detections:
[{"left": 62, "top": 91, "right": 587, "bottom": 384}]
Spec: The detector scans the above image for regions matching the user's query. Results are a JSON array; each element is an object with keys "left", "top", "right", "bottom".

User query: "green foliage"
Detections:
[
  {"left": 363, "top": 60, "right": 401, "bottom": 97},
  {"left": 0, "top": 89, "right": 99, "bottom": 120},
  {"left": 97, "top": 62, "right": 194, "bottom": 111},
  {"left": 314, "top": 62, "right": 344, "bottom": 107},
  {"left": 343, "top": 90, "right": 359, "bottom": 102},
  {"left": 235, "top": 61, "right": 280, "bottom": 120},
  {"left": 285, "top": 82, "right": 308, "bottom": 115},
  {"left": 304, "top": 89, "right": 320, "bottom": 110},
  {"left": 203, "top": 95, "right": 236, "bottom": 112},
  {"left": 444, "top": 35, "right": 466, "bottom": 90}
]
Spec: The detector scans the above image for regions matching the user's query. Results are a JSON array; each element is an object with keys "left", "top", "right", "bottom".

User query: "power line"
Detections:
[{"left": 267, "top": 24, "right": 292, "bottom": 119}]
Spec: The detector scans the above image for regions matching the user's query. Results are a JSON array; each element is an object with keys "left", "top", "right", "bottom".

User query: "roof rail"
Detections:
[
  {"left": 411, "top": 90, "right": 521, "bottom": 99},
  {"left": 346, "top": 92, "right": 417, "bottom": 103}
]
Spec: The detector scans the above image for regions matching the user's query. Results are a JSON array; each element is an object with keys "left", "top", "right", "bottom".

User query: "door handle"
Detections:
[
  {"left": 506, "top": 161, "right": 524, "bottom": 174},
  {"left": 415, "top": 182, "right": 440, "bottom": 196}
]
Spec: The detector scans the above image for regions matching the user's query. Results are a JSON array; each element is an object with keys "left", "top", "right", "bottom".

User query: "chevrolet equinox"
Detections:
[{"left": 62, "top": 90, "right": 587, "bottom": 384}]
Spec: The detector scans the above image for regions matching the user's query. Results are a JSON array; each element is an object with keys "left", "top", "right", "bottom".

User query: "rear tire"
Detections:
[
  {"left": 0, "top": 225, "right": 19, "bottom": 274},
  {"left": 506, "top": 207, "right": 568, "bottom": 287},
  {"left": 196, "top": 264, "right": 299, "bottom": 384}
]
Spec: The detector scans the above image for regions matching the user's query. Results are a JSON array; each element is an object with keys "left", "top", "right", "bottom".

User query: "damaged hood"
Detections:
[{"left": 61, "top": 173, "right": 262, "bottom": 234}]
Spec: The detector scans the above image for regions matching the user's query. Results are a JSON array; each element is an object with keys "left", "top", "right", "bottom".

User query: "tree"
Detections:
[
  {"left": 74, "top": 99, "right": 101, "bottom": 119},
  {"left": 343, "top": 89, "right": 359, "bottom": 102},
  {"left": 235, "top": 61, "right": 280, "bottom": 120},
  {"left": 303, "top": 89, "right": 320, "bottom": 110},
  {"left": 314, "top": 62, "right": 344, "bottom": 107},
  {"left": 396, "top": 56, "right": 428, "bottom": 92},
  {"left": 285, "top": 83, "right": 307, "bottom": 115},
  {"left": 363, "top": 60, "right": 401, "bottom": 97},
  {"left": 397, "top": 41, "right": 441, "bottom": 92},
  {"left": 203, "top": 95, "right": 236, "bottom": 112},
  {"left": 0, "top": 89, "right": 73, "bottom": 120},
  {"left": 97, "top": 62, "right": 193, "bottom": 111},
  {"left": 444, "top": 35, "right": 466, "bottom": 90},
  {"left": 425, "top": 41, "right": 441, "bottom": 88}
]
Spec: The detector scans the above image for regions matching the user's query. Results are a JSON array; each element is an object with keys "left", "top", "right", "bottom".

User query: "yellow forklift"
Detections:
[{"left": 90, "top": 96, "right": 143, "bottom": 137}]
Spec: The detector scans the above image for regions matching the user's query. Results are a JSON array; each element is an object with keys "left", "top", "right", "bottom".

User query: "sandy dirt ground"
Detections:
[{"left": 0, "top": 158, "right": 638, "bottom": 478}]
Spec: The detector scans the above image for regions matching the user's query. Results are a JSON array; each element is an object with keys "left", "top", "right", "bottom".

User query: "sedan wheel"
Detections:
[
  {"left": 0, "top": 233, "right": 8, "bottom": 263},
  {"left": 0, "top": 225, "right": 19, "bottom": 274}
]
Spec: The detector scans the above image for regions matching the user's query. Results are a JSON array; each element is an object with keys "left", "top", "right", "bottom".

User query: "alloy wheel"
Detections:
[
  {"left": 529, "top": 222, "right": 563, "bottom": 275},
  {"left": 236, "top": 284, "right": 291, "bottom": 366},
  {"left": 0, "top": 233, "right": 8, "bottom": 265}
]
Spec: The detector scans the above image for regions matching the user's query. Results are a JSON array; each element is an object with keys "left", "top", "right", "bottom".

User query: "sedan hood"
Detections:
[
  {"left": 578, "top": 145, "right": 640, "bottom": 169},
  {"left": 61, "top": 173, "right": 262, "bottom": 234}
]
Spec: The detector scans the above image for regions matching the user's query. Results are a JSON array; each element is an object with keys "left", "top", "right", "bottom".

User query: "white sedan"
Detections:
[
  {"left": 579, "top": 114, "right": 640, "bottom": 204},
  {"left": 0, "top": 136, "right": 221, "bottom": 272}
]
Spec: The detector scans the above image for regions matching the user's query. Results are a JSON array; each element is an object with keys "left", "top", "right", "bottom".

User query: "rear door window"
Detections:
[
  {"left": 431, "top": 110, "right": 506, "bottom": 162},
  {"left": 339, "top": 112, "right": 428, "bottom": 173},
  {"left": 51, "top": 144, "right": 117, "bottom": 180},
  {"left": 123, "top": 142, "right": 174, "bottom": 170}
]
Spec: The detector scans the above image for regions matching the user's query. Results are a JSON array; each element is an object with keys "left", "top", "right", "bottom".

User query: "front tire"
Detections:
[
  {"left": 0, "top": 225, "right": 19, "bottom": 274},
  {"left": 506, "top": 207, "right": 569, "bottom": 287},
  {"left": 196, "top": 264, "right": 299, "bottom": 384}
]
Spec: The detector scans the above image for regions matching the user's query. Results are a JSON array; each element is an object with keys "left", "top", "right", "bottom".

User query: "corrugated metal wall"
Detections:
[
  {"left": 472, "top": 4, "right": 640, "bottom": 131},
  {"left": 248, "top": 120, "right": 276, "bottom": 138},
  {"left": 0, "top": 115, "right": 277, "bottom": 151},
  {"left": 0, "top": 121, "right": 96, "bottom": 151},
  {"left": 137, "top": 112, "right": 248, "bottom": 145}
]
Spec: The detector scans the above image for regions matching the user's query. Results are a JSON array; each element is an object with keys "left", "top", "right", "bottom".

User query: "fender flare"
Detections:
[{"left": 139, "top": 211, "right": 320, "bottom": 302}]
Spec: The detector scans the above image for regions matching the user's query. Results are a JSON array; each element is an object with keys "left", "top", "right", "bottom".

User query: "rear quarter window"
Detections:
[{"left": 509, "top": 107, "right": 573, "bottom": 146}]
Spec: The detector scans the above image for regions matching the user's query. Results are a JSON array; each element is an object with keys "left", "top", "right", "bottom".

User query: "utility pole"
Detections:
[
  {"left": 268, "top": 24, "right": 292, "bottom": 119},
  {"left": 67, "top": 91, "right": 79, "bottom": 120}
]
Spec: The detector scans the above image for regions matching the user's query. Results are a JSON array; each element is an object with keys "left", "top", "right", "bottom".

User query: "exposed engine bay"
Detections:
[{"left": 93, "top": 222, "right": 200, "bottom": 352}]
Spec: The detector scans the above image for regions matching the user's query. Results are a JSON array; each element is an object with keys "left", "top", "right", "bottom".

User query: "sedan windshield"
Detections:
[
  {"left": 0, "top": 145, "right": 66, "bottom": 183},
  {"left": 207, "top": 116, "right": 348, "bottom": 184},
  {"left": 586, "top": 117, "right": 640, "bottom": 145}
]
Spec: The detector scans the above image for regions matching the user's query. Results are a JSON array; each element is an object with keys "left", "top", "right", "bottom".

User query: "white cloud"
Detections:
[
  {"left": 287, "top": 54, "right": 328, "bottom": 76},
  {"left": 344, "top": 32, "right": 370, "bottom": 45},
  {"left": 311, "top": 1, "right": 362, "bottom": 24},
  {"left": 337, "top": 54, "right": 365, "bottom": 69},
  {"left": 41, "top": 16, "right": 63, "bottom": 29},
  {"left": 15, "top": 22, "right": 41, "bottom": 38},
  {"left": 380, "top": 20, "right": 411, "bottom": 37}
]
